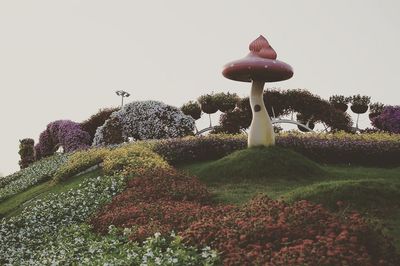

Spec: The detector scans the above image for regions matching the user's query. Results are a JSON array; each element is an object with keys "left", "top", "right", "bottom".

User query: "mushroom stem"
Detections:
[{"left": 248, "top": 80, "right": 275, "bottom": 147}]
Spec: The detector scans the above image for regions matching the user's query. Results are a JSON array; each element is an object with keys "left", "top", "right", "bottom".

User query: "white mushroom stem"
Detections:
[{"left": 248, "top": 80, "right": 275, "bottom": 147}]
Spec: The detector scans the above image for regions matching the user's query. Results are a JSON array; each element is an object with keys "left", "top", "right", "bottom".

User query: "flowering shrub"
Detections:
[
  {"left": 152, "top": 134, "right": 247, "bottom": 165},
  {"left": 35, "top": 120, "right": 91, "bottom": 159},
  {"left": 92, "top": 115, "right": 125, "bottom": 146},
  {"left": 93, "top": 101, "right": 195, "bottom": 146},
  {"left": 91, "top": 169, "right": 216, "bottom": 241},
  {"left": 18, "top": 138, "right": 35, "bottom": 169},
  {"left": 102, "top": 143, "right": 170, "bottom": 177},
  {"left": 53, "top": 147, "right": 110, "bottom": 182},
  {"left": 181, "top": 196, "right": 399, "bottom": 266},
  {"left": 152, "top": 133, "right": 400, "bottom": 167},
  {"left": 0, "top": 154, "right": 68, "bottom": 202},
  {"left": 0, "top": 174, "right": 125, "bottom": 264},
  {"left": 81, "top": 107, "right": 119, "bottom": 142},
  {"left": 372, "top": 106, "right": 400, "bottom": 134}
]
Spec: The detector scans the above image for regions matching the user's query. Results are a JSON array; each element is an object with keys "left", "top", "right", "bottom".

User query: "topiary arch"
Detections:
[
  {"left": 216, "top": 89, "right": 353, "bottom": 134},
  {"left": 35, "top": 120, "right": 91, "bottom": 159}
]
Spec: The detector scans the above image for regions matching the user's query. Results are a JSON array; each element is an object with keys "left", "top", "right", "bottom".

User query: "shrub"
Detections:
[
  {"left": 81, "top": 107, "right": 119, "bottom": 142},
  {"left": 0, "top": 154, "right": 68, "bottom": 202},
  {"left": 18, "top": 138, "right": 35, "bottom": 169},
  {"left": 53, "top": 147, "right": 110, "bottom": 182},
  {"left": 369, "top": 102, "right": 385, "bottom": 118},
  {"left": 35, "top": 120, "right": 91, "bottom": 159},
  {"left": 213, "top": 92, "right": 239, "bottom": 112},
  {"left": 102, "top": 143, "right": 170, "bottom": 177},
  {"left": 197, "top": 94, "right": 219, "bottom": 114},
  {"left": 181, "top": 196, "right": 399, "bottom": 266},
  {"left": 93, "top": 101, "right": 195, "bottom": 146},
  {"left": 92, "top": 116, "right": 125, "bottom": 146},
  {"left": 152, "top": 134, "right": 247, "bottom": 165},
  {"left": 152, "top": 133, "right": 400, "bottom": 167},
  {"left": 181, "top": 101, "right": 202, "bottom": 120},
  {"left": 371, "top": 106, "right": 400, "bottom": 134}
]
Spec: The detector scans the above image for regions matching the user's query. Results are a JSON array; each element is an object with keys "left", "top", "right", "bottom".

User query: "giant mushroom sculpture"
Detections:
[{"left": 222, "top": 35, "right": 293, "bottom": 147}]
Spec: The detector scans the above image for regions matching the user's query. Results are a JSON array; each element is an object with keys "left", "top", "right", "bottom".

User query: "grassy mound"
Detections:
[
  {"left": 284, "top": 179, "right": 400, "bottom": 213},
  {"left": 187, "top": 146, "right": 326, "bottom": 182}
]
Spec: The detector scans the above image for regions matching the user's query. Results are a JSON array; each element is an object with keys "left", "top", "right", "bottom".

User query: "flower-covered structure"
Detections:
[
  {"left": 371, "top": 106, "right": 400, "bottom": 133},
  {"left": 93, "top": 100, "right": 195, "bottom": 146},
  {"left": 35, "top": 120, "right": 91, "bottom": 159}
]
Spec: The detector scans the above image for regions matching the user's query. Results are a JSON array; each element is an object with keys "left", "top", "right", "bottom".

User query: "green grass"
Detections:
[
  {"left": 0, "top": 169, "right": 102, "bottom": 218},
  {"left": 186, "top": 146, "right": 326, "bottom": 183},
  {"left": 179, "top": 152, "right": 400, "bottom": 251}
]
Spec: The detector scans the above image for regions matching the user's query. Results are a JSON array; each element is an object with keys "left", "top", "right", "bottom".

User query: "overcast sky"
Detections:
[{"left": 0, "top": 0, "right": 399, "bottom": 175}]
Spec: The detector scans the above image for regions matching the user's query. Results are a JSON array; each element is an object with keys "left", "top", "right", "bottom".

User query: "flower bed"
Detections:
[
  {"left": 0, "top": 154, "right": 68, "bottom": 202},
  {"left": 152, "top": 133, "right": 400, "bottom": 167},
  {"left": 90, "top": 169, "right": 399, "bottom": 265}
]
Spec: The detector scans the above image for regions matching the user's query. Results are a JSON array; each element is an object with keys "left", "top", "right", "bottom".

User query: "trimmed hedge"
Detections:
[{"left": 152, "top": 133, "right": 400, "bottom": 167}]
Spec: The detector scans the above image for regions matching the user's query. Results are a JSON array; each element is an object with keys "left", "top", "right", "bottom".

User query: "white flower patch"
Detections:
[
  {"left": 93, "top": 100, "right": 195, "bottom": 146},
  {"left": 0, "top": 154, "right": 69, "bottom": 202}
]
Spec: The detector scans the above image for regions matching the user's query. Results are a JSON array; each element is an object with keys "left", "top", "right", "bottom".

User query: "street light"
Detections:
[{"left": 115, "top": 90, "right": 131, "bottom": 107}]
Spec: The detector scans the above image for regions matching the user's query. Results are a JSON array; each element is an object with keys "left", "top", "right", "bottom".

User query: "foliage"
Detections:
[
  {"left": 351, "top": 94, "right": 372, "bottom": 106},
  {"left": 181, "top": 101, "right": 202, "bottom": 120},
  {"left": 18, "top": 138, "right": 35, "bottom": 169},
  {"left": 103, "top": 143, "right": 170, "bottom": 177},
  {"left": 370, "top": 102, "right": 385, "bottom": 115},
  {"left": 213, "top": 92, "right": 239, "bottom": 112},
  {"left": 0, "top": 174, "right": 125, "bottom": 264},
  {"left": 329, "top": 95, "right": 351, "bottom": 105},
  {"left": 181, "top": 196, "right": 399, "bottom": 266},
  {"left": 218, "top": 89, "right": 353, "bottom": 133},
  {"left": 197, "top": 94, "right": 219, "bottom": 114},
  {"left": 93, "top": 101, "right": 195, "bottom": 146},
  {"left": 0, "top": 154, "right": 68, "bottom": 202},
  {"left": 152, "top": 134, "right": 247, "bottom": 165},
  {"left": 81, "top": 107, "right": 119, "bottom": 142},
  {"left": 35, "top": 120, "right": 91, "bottom": 159},
  {"left": 371, "top": 106, "right": 400, "bottom": 134},
  {"left": 53, "top": 147, "right": 110, "bottom": 182},
  {"left": 153, "top": 133, "right": 400, "bottom": 167},
  {"left": 92, "top": 116, "right": 125, "bottom": 146}
]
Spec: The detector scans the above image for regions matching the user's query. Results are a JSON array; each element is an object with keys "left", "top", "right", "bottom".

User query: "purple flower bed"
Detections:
[
  {"left": 152, "top": 134, "right": 400, "bottom": 167},
  {"left": 35, "top": 120, "right": 91, "bottom": 159}
]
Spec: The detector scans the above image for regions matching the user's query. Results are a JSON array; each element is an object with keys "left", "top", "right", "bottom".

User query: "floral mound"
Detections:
[
  {"left": 93, "top": 100, "right": 195, "bottom": 146},
  {"left": 90, "top": 169, "right": 399, "bottom": 266},
  {"left": 35, "top": 120, "right": 91, "bottom": 159}
]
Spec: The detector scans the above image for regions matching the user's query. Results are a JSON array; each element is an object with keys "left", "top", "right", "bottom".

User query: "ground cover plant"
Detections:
[{"left": 0, "top": 154, "right": 68, "bottom": 202}]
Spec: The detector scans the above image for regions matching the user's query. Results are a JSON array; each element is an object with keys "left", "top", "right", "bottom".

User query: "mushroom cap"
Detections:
[{"left": 222, "top": 35, "right": 293, "bottom": 83}]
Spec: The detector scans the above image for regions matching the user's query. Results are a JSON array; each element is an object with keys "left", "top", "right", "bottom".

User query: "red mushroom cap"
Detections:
[{"left": 222, "top": 35, "right": 293, "bottom": 82}]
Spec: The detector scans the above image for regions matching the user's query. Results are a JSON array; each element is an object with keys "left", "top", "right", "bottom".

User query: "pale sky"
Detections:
[{"left": 0, "top": 0, "right": 399, "bottom": 175}]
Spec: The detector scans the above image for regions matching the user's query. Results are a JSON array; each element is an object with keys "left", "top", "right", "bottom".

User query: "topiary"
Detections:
[
  {"left": 213, "top": 92, "right": 239, "bottom": 113},
  {"left": 92, "top": 116, "right": 125, "bottom": 146},
  {"left": 181, "top": 101, "right": 202, "bottom": 120},
  {"left": 18, "top": 138, "right": 35, "bottom": 169},
  {"left": 350, "top": 94, "right": 371, "bottom": 114},
  {"left": 329, "top": 95, "right": 350, "bottom": 112},
  {"left": 93, "top": 101, "right": 195, "bottom": 146},
  {"left": 197, "top": 94, "right": 219, "bottom": 114},
  {"left": 35, "top": 120, "right": 91, "bottom": 159},
  {"left": 371, "top": 106, "right": 400, "bottom": 134},
  {"left": 369, "top": 102, "right": 385, "bottom": 120},
  {"left": 81, "top": 107, "right": 119, "bottom": 142}
]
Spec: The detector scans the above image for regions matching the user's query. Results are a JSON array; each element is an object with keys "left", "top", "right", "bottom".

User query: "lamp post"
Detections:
[{"left": 115, "top": 90, "right": 131, "bottom": 107}]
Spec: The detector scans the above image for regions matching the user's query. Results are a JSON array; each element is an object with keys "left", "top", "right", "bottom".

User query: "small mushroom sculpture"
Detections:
[{"left": 222, "top": 35, "right": 293, "bottom": 147}]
